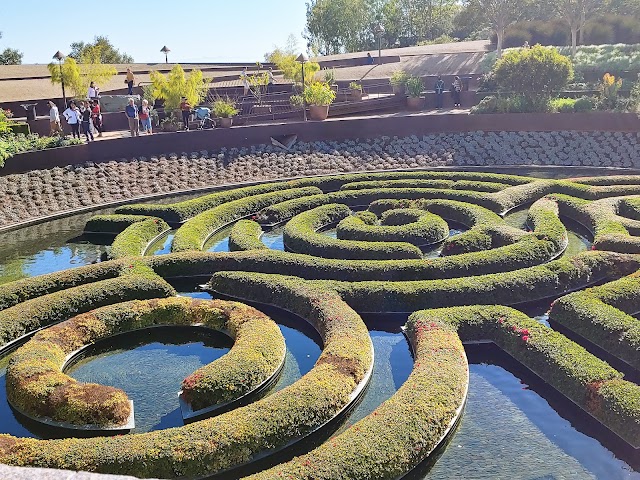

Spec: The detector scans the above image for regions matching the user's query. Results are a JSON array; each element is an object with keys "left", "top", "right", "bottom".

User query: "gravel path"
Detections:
[{"left": 0, "top": 130, "right": 638, "bottom": 228}]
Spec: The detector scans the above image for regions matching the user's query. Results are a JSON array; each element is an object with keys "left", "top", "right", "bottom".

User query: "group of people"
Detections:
[
  {"left": 48, "top": 99, "right": 103, "bottom": 141},
  {"left": 434, "top": 75, "right": 463, "bottom": 108},
  {"left": 124, "top": 98, "right": 154, "bottom": 137}
]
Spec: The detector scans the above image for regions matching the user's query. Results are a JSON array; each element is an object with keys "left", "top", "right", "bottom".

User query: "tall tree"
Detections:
[
  {"left": 305, "top": 0, "right": 373, "bottom": 54},
  {"left": 69, "top": 35, "right": 133, "bottom": 64},
  {"left": 468, "top": 0, "right": 525, "bottom": 57},
  {"left": 0, "top": 32, "right": 23, "bottom": 65},
  {"left": 48, "top": 57, "right": 117, "bottom": 98},
  {"left": 555, "top": 0, "right": 602, "bottom": 56}
]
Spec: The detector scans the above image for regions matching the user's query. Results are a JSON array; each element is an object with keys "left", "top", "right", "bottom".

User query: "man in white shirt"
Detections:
[
  {"left": 48, "top": 100, "right": 63, "bottom": 136},
  {"left": 88, "top": 81, "right": 100, "bottom": 100},
  {"left": 62, "top": 102, "right": 81, "bottom": 138}
]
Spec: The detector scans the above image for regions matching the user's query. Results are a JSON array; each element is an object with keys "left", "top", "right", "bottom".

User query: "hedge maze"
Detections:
[{"left": 0, "top": 170, "right": 639, "bottom": 479}]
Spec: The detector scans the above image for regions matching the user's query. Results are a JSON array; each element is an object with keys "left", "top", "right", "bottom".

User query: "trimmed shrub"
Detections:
[
  {"left": 0, "top": 273, "right": 176, "bottom": 348},
  {"left": 337, "top": 209, "right": 449, "bottom": 246},
  {"left": 172, "top": 187, "right": 322, "bottom": 252},
  {"left": 549, "top": 275, "right": 640, "bottom": 369},
  {"left": 283, "top": 204, "right": 423, "bottom": 260},
  {"left": 228, "top": 220, "right": 267, "bottom": 251},
  {"left": 340, "top": 179, "right": 510, "bottom": 193},
  {"left": 6, "top": 298, "right": 285, "bottom": 427},
  {"left": 0, "top": 276, "right": 372, "bottom": 478},
  {"left": 84, "top": 215, "right": 155, "bottom": 234},
  {"left": 110, "top": 218, "right": 170, "bottom": 259}
]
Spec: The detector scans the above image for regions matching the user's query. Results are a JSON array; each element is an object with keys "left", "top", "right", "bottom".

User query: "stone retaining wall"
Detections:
[{"left": 0, "top": 130, "right": 639, "bottom": 229}]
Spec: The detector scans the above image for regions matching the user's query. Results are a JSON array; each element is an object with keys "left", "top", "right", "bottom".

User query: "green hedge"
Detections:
[
  {"left": 228, "top": 220, "right": 267, "bottom": 251},
  {"left": 409, "top": 306, "right": 639, "bottom": 448},
  {"left": 172, "top": 187, "right": 322, "bottom": 252},
  {"left": 336, "top": 208, "right": 449, "bottom": 246},
  {"left": 0, "top": 270, "right": 176, "bottom": 348},
  {"left": 84, "top": 215, "right": 155, "bottom": 234},
  {"left": 6, "top": 297, "right": 285, "bottom": 427},
  {"left": 283, "top": 204, "right": 423, "bottom": 260},
  {"left": 247, "top": 305, "right": 468, "bottom": 480},
  {"left": 549, "top": 274, "right": 640, "bottom": 369},
  {"left": 296, "top": 251, "right": 640, "bottom": 312},
  {"left": 110, "top": 218, "right": 170, "bottom": 259},
  {"left": 0, "top": 262, "right": 126, "bottom": 312},
  {"left": 0, "top": 275, "right": 372, "bottom": 478},
  {"left": 340, "top": 179, "right": 510, "bottom": 193}
]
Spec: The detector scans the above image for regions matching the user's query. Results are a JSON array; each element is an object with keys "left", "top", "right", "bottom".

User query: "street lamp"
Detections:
[
  {"left": 296, "top": 53, "right": 309, "bottom": 121},
  {"left": 52, "top": 51, "right": 66, "bottom": 109},
  {"left": 160, "top": 46, "right": 171, "bottom": 64},
  {"left": 374, "top": 24, "right": 385, "bottom": 65}
]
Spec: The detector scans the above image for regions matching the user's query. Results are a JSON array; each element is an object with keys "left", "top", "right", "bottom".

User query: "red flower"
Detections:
[
  {"left": 522, "top": 335, "right": 530, "bottom": 342},
  {"left": 591, "top": 245, "right": 597, "bottom": 250}
]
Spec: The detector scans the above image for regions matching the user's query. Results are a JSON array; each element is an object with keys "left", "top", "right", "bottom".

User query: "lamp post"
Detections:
[
  {"left": 160, "top": 46, "right": 171, "bottom": 64},
  {"left": 374, "top": 24, "right": 385, "bottom": 65},
  {"left": 296, "top": 53, "right": 309, "bottom": 121},
  {"left": 53, "top": 51, "right": 66, "bottom": 109}
]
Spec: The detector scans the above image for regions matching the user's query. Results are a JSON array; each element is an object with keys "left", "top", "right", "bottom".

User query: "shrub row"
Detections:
[
  {"left": 302, "top": 251, "right": 640, "bottom": 312},
  {"left": 84, "top": 215, "right": 155, "bottom": 234},
  {"left": 6, "top": 297, "right": 285, "bottom": 427},
  {"left": 171, "top": 186, "right": 322, "bottom": 252},
  {"left": 0, "top": 268, "right": 176, "bottom": 348},
  {"left": 336, "top": 208, "right": 449, "bottom": 246},
  {"left": 409, "top": 305, "right": 639, "bottom": 448},
  {"left": 114, "top": 180, "right": 315, "bottom": 224},
  {"left": 246, "top": 304, "right": 468, "bottom": 480},
  {"left": 340, "top": 179, "right": 510, "bottom": 193},
  {"left": 549, "top": 274, "right": 640, "bottom": 370},
  {"left": 228, "top": 220, "right": 267, "bottom": 252},
  {"left": 0, "top": 262, "right": 126, "bottom": 312},
  {"left": 0, "top": 275, "right": 372, "bottom": 478},
  {"left": 110, "top": 218, "right": 170, "bottom": 259},
  {"left": 283, "top": 204, "right": 423, "bottom": 260}
]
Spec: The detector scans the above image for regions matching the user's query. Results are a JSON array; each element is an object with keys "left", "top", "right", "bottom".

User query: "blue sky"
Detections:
[{"left": 1, "top": 0, "right": 308, "bottom": 64}]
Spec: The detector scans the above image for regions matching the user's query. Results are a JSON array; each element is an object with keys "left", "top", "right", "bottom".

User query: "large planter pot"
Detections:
[
  {"left": 309, "top": 105, "right": 330, "bottom": 121},
  {"left": 407, "top": 96, "right": 425, "bottom": 111},
  {"left": 350, "top": 89, "right": 363, "bottom": 101},
  {"left": 219, "top": 117, "right": 233, "bottom": 128},
  {"left": 392, "top": 84, "right": 406, "bottom": 96}
]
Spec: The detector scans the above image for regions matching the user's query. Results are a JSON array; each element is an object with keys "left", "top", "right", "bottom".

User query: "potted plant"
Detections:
[
  {"left": 248, "top": 71, "right": 272, "bottom": 115},
  {"left": 390, "top": 70, "right": 409, "bottom": 96},
  {"left": 349, "top": 81, "right": 363, "bottom": 101},
  {"left": 303, "top": 82, "right": 336, "bottom": 121},
  {"left": 160, "top": 111, "right": 180, "bottom": 132},
  {"left": 212, "top": 97, "right": 239, "bottom": 128},
  {"left": 406, "top": 76, "right": 424, "bottom": 110}
]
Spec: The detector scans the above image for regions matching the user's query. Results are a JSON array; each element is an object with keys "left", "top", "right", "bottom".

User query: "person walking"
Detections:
[
  {"left": 62, "top": 102, "right": 81, "bottom": 139},
  {"left": 90, "top": 100, "right": 103, "bottom": 137},
  {"left": 125, "top": 68, "right": 135, "bottom": 95},
  {"left": 434, "top": 76, "right": 446, "bottom": 109},
  {"left": 125, "top": 98, "right": 140, "bottom": 137},
  {"left": 81, "top": 104, "right": 94, "bottom": 142},
  {"left": 366, "top": 52, "right": 374, "bottom": 65},
  {"left": 179, "top": 96, "right": 191, "bottom": 131},
  {"left": 240, "top": 67, "right": 250, "bottom": 96},
  {"left": 267, "top": 67, "right": 276, "bottom": 94},
  {"left": 48, "top": 101, "right": 63, "bottom": 136},
  {"left": 452, "top": 76, "right": 462, "bottom": 108},
  {"left": 139, "top": 99, "right": 153, "bottom": 135}
]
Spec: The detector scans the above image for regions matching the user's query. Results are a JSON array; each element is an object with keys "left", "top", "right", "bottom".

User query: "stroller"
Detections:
[{"left": 193, "top": 107, "right": 214, "bottom": 129}]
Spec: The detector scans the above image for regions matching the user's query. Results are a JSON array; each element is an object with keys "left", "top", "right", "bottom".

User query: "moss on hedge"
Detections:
[
  {"left": 228, "top": 220, "right": 267, "bottom": 251},
  {"left": 171, "top": 186, "right": 322, "bottom": 252},
  {"left": 283, "top": 204, "right": 423, "bottom": 260},
  {"left": 84, "top": 215, "right": 155, "bottom": 234},
  {"left": 110, "top": 218, "right": 170, "bottom": 259},
  {"left": 7, "top": 297, "right": 285, "bottom": 427}
]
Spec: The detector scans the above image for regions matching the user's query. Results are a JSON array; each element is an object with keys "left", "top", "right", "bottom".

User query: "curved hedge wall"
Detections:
[
  {"left": 110, "top": 218, "right": 170, "bottom": 259},
  {"left": 228, "top": 220, "right": 267, "bottom": 252}
]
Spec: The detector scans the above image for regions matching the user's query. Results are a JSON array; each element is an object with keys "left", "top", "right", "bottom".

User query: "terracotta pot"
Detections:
[
  {"left": 219, "top": 117, "right": 233, "bottom": 128},
  {"left": 309, "top": 104, "right": 329, "bottom": 121},
  {"left": 407, "top": 96, "right": 425, "bottom": 111}
]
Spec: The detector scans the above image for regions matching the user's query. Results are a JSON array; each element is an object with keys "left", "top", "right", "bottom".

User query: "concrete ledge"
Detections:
[{"left": 0, "top": 464, "right": 160, "bottom": 480}]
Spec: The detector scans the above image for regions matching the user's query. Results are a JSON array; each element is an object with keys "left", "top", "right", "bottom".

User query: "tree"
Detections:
[
  {"left": 47, "top": 57, "right": 117, "bottom": 98},
  {"left": 468, "top": 0, "right": 526, "bottom": 57},
  {"left": 305, "top": 0, "right": 371, "bottom": 54},
  {"left": 149, "top": 65, "right": 209, "bottom": 111},
  {"left": 69, "top": 35, "right": 133, "bottom": 64},
  {"left": 0, "top": 32, "right": 22, "bottom": 65},
  {"left": 555, "top": 0, "right": 602, "bottom": 56}
]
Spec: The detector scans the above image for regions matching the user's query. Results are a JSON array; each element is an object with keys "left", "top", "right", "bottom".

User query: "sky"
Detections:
[{"left": 0, "top": 0, "right": 308, "bottom": 64}]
